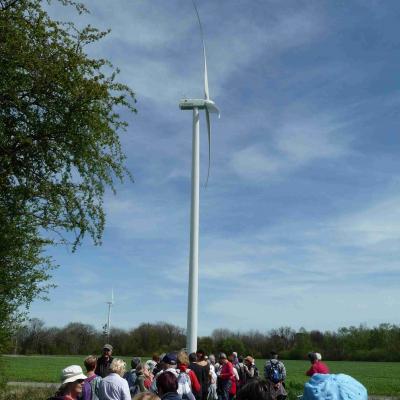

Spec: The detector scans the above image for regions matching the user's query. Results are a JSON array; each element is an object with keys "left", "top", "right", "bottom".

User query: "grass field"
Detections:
[{"left": 2, "top": 355, "right": 400, "bottom": 397}]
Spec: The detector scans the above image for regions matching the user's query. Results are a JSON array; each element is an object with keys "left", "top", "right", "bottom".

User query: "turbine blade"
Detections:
[
  {"left": 205, "top": 101, "right": 220, "bottom": 117},
  {"left": 205, "top": 108, "right": 211, "bottom": 187},
  {"left": 111, "top": 288, "right": 114, "bottom": 304},
  {"left": 191, "top": 0, "right": 210, "bottom": 100}
]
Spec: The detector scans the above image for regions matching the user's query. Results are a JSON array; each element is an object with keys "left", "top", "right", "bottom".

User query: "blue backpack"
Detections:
[{"left": 268, "top": 361, "right": 282, "bottom": 383}]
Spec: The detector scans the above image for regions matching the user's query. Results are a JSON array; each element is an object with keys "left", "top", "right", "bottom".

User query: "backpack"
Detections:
[
  {"left": 236, "top": 364, "right": 246, "bottom": 386},
  {"left": 126, "top": 370, "right": 139, "bottom": 396},
  {"left": 268, "top": 361, "right": 282, "bottom": 384},
  {"left": 177, "top": 370, "right": 196, "bottom": 400}
]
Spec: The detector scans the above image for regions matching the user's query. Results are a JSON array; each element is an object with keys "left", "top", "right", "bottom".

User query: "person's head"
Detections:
[
  {"left": 84, "top": 355, "right": 97, "bottom": 373},
  {"left": 102, "top": 344, "right": 113, "bottom": 358},
  {"left": 196, "top": 349, "right": 206, "bottom": 361},
  {"left": 109, "top": 358, "right": 127, "bottom": 376},
  {"left": 209, "top": 354, "right": 216, "bottom": 365},
  {"left": 232, "top": 352, "right": 238, "bottom": 358},
  {"left": 59, "top": 365, "right": 87, "bottom": 397},
  {"left": 177, "top": 350, "right": 189, "bottom": 366},
  {"left": 131, "top": 356, "right": 142, "bottom": 369},
  {"left": 236, "top": 379, "right": 271, "bottom": 400},
  {"left": 308, "top": 352, "right": 318, "bottom": 363},
  {"left": 161, "top": 352, "right": 178, "bottom": 369},
  {"left": 146, "top": 359, "right": 157, "bottom": 373},
  {"left": 270, "top": 351, "right": 278, "bottom": 360},
  {"left": 189, "top": 352, "right": 197, "bottom": 363},
  {"left": 244, "top": 356, "right": 254, "bottom": 366},
  {"left": 238, "top": 356, "right": 244, "bottom": 363},
  {"left": 136, "top": 364, "right": 143, "bottom": 374},
  {"left": 152, "top": 353, "right": 160, "bottom": 362},
  {"left": 157, "top": 371, "right": 178, "bottom": 396},
  {"left": 219, "top": 352, "right": 228, "bottom": 364},
  {"left": 315, "top": 352, "right": 322, "bottom": 361},
  {"left": 133, "top": 392, "right": 161, "bottom": 400}
]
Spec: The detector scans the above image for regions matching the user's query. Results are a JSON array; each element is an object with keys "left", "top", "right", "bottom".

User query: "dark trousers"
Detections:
[{"left": 217, "top": 379, "right": 231, "bottom": 400}]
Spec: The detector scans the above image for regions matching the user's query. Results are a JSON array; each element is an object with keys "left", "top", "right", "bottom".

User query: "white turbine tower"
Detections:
[
  {"left": 105, "top": 288, "right": 114, "bottom": 341},
  {"left": 179, "top": 0, "right": 220, "bottom": 353}
]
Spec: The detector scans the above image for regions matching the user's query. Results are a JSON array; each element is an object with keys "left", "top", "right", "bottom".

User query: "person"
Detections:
[
  {"left": 208, "top": 354, "right": 218, "bottom": 400},
  {"left": 82, "top": 356, "right": 102, "bottom": 400},
  {"left": 231, "top": 352, "right": 239, "bottom": 367},
  {"left": 153, "top": 353, "right": 164, "bottom": 376},
  {"left": 189, "top": 353, "right": 203, "bottom": 400},
  {"left": 124, "top": 356, "right": 142, "bottom": 395},
  {"left": 306, "top": 352, "right": 329, "bottom": 376},
  {"left": 217, "top": 353, "right": 234, "bottom": 400},
  {"left": 157, "top": 371, "right": 181, "bottom": 400},
  {"left": 243, "top": 356, "right": 257, "bottom": 384},
  {"left": 133, "top": 393, "right": 161, "bottom": 400},
  {"left": 264, "top": 352, "right": 287, "bottom": 400},
  {"left": 48, "top": 365, "right": 87, "bottom": 400},
  {"left": 98, "top": 358, "right": 131, "bottom": 400},
  {"left": 195, "top": 349, "right": 210, "bottom": 400},
  {"left": 302, "top": 373, "right": 367, "bottom": 400},
  {"left": 143, "top": 364, "right": 154, "bottom": 390},
  {"left": 229, "top": 362, "right": 239, "bottom": 400},
  {"left": 177, "top": 350, "right": 201, "bottom": 398},
  {"left": 236, "top": 379, "right": 272, "bottom": 400},
  {"left": 264, "top": 351, "right": 286, "bottom": 385},
  {"left": 95, "top": 344, "right": 114, "bottom": 378},
  {"left": 146, "top": 359, "right": 158, "bottom": 375},
  {"left": 235, "top": 357, "right": 246, "bottom": 390},
  {"left": 151, "top": 353, "right": 179, "bottom": 394},
  {"left": 135, "top": 364, "right": 149, "bottom": 393}
]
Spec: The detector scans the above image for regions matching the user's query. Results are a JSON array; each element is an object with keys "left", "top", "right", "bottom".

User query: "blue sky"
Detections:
[{"left": 31, "top": 0, "right": 400, "bottom": 335}]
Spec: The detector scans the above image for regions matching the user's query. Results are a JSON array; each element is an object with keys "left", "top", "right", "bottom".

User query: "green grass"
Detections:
[{"left": 3, "top": 355, "right": 400, "bottom": 397}]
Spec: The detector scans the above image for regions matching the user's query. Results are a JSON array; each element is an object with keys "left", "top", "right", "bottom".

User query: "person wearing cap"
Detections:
[
  {"left": 150, "top": 353, "right": 179, "bottom": 394},
  {"left": 48, "top": 365, "right": 87, "bottom": 400},
  {"left": 306, "top": 352, "right": 329, "bottom": 377},
  {"left": 98, "top": 358, "right": 131, "bottom": 400},
  {"left": 95, "top": 344, "right": 114, "bottom": 378},
  {"left": 216, "top": 353, "right": 233, "bottom": 400}
]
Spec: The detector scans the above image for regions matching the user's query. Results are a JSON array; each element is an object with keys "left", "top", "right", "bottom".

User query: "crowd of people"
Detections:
[{"left": 48, "top": 344, "right": 331, "bottom": 400}]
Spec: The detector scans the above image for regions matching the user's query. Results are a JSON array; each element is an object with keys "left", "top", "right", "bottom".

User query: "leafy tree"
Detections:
[{"left": 0, "top": 0, "right": 136, "bottom": 350}]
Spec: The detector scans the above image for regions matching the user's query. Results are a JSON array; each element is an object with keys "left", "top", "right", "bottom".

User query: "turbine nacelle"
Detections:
[
  {"left": 180, "top": 98, "right": 220, "bottom": 117},
  {"left": 179, "top": 98, "right": 207, "bottom": 110}
]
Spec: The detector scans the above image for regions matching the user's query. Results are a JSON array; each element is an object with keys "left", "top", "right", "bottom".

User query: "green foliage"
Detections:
[
  {"left": 0, "top": 0, "right": 135, "bottom": 351},
  {"left": 0, "top": 386, "right": 54, "bottom": 400}
]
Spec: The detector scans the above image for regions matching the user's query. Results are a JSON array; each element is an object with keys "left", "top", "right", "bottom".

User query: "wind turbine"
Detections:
[
  {"left": 105, "top": 288, "right": 114, "bottom": 341},
  {"left": 179, "top": 0, "right": 220, "bottom": 353}
]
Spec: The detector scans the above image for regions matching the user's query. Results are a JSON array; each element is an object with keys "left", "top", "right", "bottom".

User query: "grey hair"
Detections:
[{"left": 109, "top": 358, "right": 127, "bottom": 376}]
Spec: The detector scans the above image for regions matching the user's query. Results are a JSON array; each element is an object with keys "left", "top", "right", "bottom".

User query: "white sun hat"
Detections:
[{"left": 61, "top": 365, "right": 87, "bottom": 385}]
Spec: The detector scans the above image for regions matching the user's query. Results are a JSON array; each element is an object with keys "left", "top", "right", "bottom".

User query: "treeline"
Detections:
[{"left": 6, "top": 319, "right": 400, "bottom": 361}]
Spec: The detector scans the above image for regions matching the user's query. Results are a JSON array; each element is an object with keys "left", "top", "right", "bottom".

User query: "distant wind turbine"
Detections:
[
  {"left": 105, "top": 288, "right": 114, "bottom": 341},
  {"left": 179, "top": 0, "right": 220, "bottom": 353}
]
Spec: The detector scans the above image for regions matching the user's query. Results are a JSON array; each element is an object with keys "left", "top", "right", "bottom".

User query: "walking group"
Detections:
[{"left": 48, "top": 344, "right": 366, "bottom": 400}]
